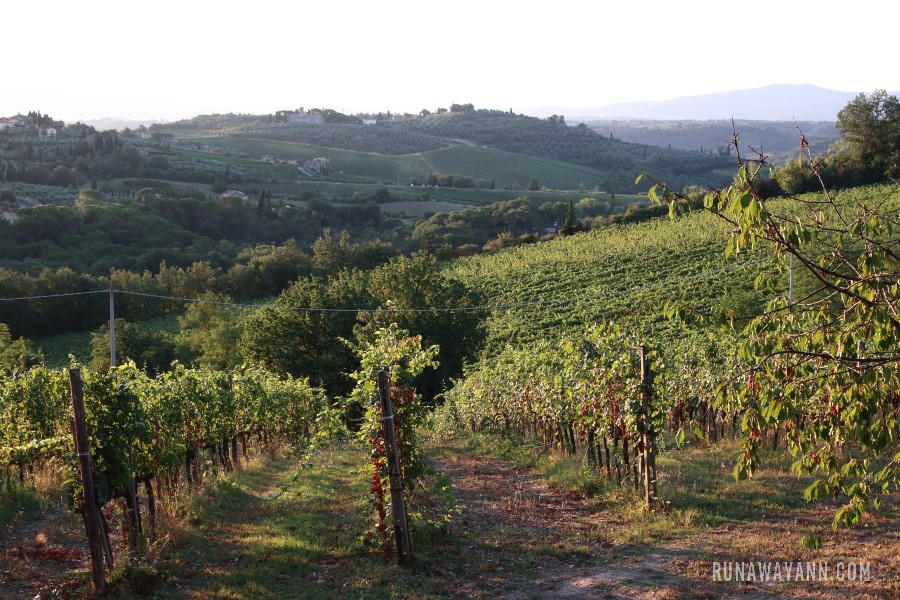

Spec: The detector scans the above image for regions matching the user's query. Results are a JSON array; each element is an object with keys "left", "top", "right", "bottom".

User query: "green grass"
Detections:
[
  {"left": 159, "top": 111, "right": 735, "bottom": 195},
  {"left": 420, "top": 186, "right": 644, "bottom": 208},
  {"left": 0, "top": 481, "right": 44, "bottom": 529},
  {"left": 166, "top": 455, "right": 368, "bottom": 598},
  {"left": 268, "top": 177, "right": 645, "bottom": 209},
  {"left": 128, "top": 443, "right": 598, "bottom": 598},
  {"left": 182, "top": 136, "right": 634, "bottom": 191},
  {"left": 100, "top": 440, "right": 609, "bottom": 598},
  {"left": 34, "top": 330, "right": 94, "bottom": 369},
  {"left": 15, "top": 433, "right": 884, "bottom": 598},
  {"left": 419, "top": 145, "right": 616, "bottom": 190},
  {"left": 105, "top": 178, "right": 213, "bottom": 195},
  {"left": 657, "top": 438, "right": 811, "bottom": 525},
  {"left": 35, "top": 313, "right": 182, "bottom": 369},
  {"left": 186, "top": 137, "right": 434, "bottom": 183},
  {"left": 380, "top": 199, "right": 473, "bottom": 218},
  {"left": 105, "top": 447, "right": 462, "bottom": 599},
  {"left": 169, "top": 147, "right": 298, "bottom": 176}
]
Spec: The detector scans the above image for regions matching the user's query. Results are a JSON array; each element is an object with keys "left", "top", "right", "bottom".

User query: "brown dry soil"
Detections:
[
  {"left": 1, "top": 499, "right": 94, "bottom": 598},
  {"left": 429, "top": 452, "right": 898, "bottom": 600},
  {"left": 1, "top": 447, "right": 898, "bottom": 599}
]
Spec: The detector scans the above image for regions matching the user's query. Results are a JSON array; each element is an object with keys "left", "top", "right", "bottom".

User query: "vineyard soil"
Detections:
[{"left": 1, "top": 439, "right": 897, "bottom": 599}]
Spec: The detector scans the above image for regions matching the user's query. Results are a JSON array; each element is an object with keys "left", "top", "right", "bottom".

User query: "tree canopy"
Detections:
[
  {"left": 647, "top": 133, "right": 899, "bottom": 545},
  {"left": 836, "top": 89, "right": 900, "bottom": 179}
]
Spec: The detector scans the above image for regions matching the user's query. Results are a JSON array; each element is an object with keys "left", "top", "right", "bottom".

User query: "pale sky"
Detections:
[{"left": 2, "top": 0, "right": 895, "bottom": 123}]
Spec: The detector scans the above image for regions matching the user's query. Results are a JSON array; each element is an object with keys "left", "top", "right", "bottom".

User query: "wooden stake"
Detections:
[
  {"left": 97, "top": 507, "right": 113, "bottom": 567},
  {"left": 640, "top": 344, "right": 657, "bottom": 511},
  {"left": 377, "top": 368, "right": 414, "bottom": 566},
  {"left": 69, "top": 368, "right": 107, "bottom": 593},
  {"left": 109, "top": 284, "right": 116, "bottom": 369}
]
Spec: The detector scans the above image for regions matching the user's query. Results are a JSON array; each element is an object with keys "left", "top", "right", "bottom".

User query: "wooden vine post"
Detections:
[
  {"left": 377, "top": 368, "right": 414, "bottom": 566},
  {"left": 639, "top": 344, "right": 657, "bottom": 511},
  {"left": 68, "top": 368, "right": 107, "bottom": 593}
]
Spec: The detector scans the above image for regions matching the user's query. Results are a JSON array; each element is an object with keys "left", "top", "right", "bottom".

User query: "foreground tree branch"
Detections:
[{"left": 642, "top": 123, "right": 900, "bottom": 547}]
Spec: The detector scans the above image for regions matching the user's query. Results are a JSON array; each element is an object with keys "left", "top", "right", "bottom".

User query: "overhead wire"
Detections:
[
  {"left": 0, "top": 290, "right": 107, "bottom": 302},
  {"left": 2, "top": 226, "right": 886, "bottom": 315},
  {"left": 0, "top": 256, "right": 770, "bottom": 315}
]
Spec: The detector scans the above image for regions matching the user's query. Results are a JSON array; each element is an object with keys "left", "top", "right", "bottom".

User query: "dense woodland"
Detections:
[{"left": 0, "top": 186, "right": 398, "bottom": 274}]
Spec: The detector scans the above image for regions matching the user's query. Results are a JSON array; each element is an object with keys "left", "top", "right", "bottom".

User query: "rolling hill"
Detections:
[
  {"left": 163, "top": 109, "right": 734, "bottom": 194},
  {"left": 188, "top": 135, "right": 630, "bottom": 191}
]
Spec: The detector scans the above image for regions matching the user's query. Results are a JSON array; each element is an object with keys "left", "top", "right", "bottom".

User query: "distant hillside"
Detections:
[
  {"left": 165, "top": 109, "right": 735, "bottom": 193},
  {"left": 585, "top": 119, "right": 840, "bottom": 165},
  {"left": 374, "top": 110, "right": 732, "bottom": 191},
  {"left": 389, "top": 110, "right": 658, "bottom": 167},
  {"left": 538, "top": 84, "right": 863, "bottom": 121},
  {"left": 182, "top": 135, "right": 621, "bottom": 191}
]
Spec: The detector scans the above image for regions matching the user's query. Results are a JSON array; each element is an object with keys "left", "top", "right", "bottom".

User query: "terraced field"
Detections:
[
  {"left": 448, "top": 206, "right": 778, "bottom": 350},
  {"left": 185, "top": 136, "right": 617, "bottom": 190}
]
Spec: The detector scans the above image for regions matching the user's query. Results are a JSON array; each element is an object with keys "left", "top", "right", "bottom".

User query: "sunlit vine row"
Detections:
[
  {"left": 0, "top": 362, "right": 327, "bottom": 509},
  {"left": 438, "top": 323, "right": 742, "bottom": 486}
]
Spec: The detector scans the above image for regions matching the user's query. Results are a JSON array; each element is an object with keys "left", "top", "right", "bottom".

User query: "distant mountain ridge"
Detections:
[
  {"left": 79, "top": 117, "right": 167, "bottom": 130},
  {"left": 530, "top": 84, "right": 881, "bottom": 122}
]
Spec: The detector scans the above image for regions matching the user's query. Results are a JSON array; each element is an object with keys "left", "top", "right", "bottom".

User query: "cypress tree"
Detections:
[{"left": 561, "top": 200, "right": 579, "bottom": 236}]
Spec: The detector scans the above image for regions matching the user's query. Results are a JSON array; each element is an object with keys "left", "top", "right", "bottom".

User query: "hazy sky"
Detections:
[{"left": 3, "top": 0, "right": 895, "bottom": 123}]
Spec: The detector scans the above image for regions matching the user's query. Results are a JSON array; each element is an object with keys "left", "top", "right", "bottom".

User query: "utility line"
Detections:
[
  {"left": 116, "top": 258, "right": 768, "bottom": 313},
  {"left": 0, "top": 258, "right": 769, "bottom": 314},
  {"left": 2, "top": 236, "right": 887, "bottom": 313},
  {"left": 0, "top": 290, "right": 107, "bottom": 302}
]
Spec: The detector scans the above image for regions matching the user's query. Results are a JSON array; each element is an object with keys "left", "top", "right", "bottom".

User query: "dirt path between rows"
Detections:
[
  {"left": 435, "top": 456, "right": 752, "bottom": 600},
  {"left": 429, "top": 451, "right": 791, "bottom": 600},
  {"left": 1, "top": 445, "right": 895, "bottom": 599},
  {"left": 0, "top": 501, "right": 92, "bottom": 598}
]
